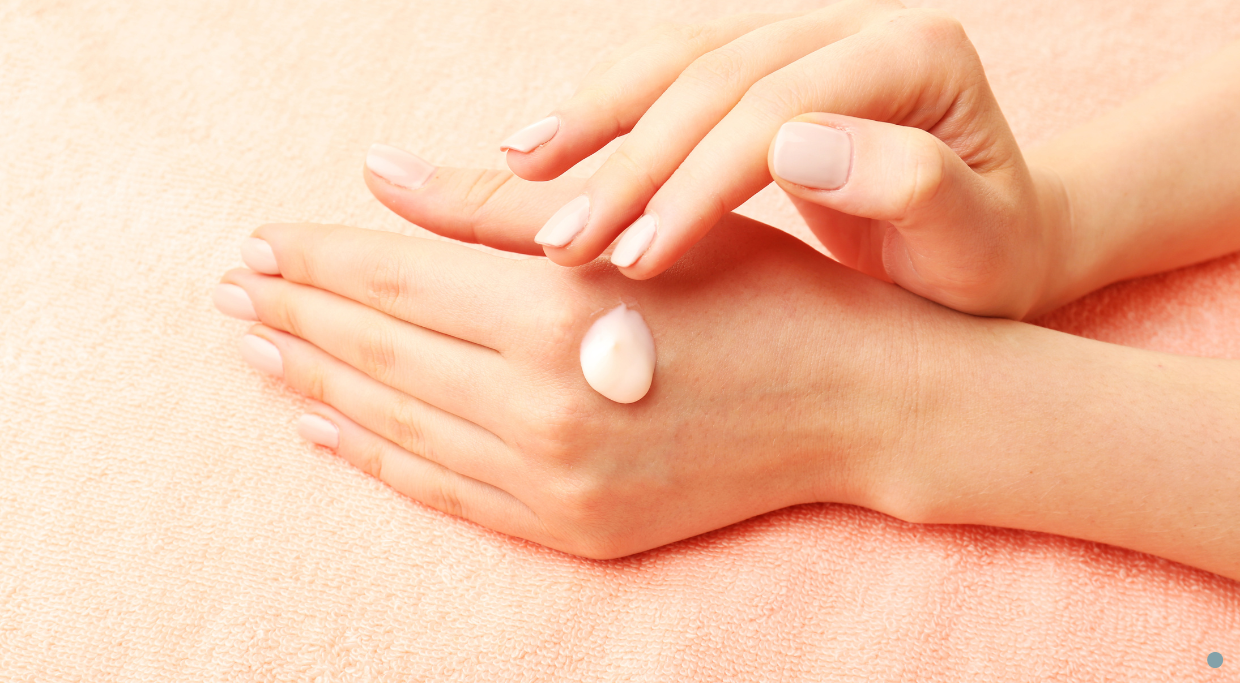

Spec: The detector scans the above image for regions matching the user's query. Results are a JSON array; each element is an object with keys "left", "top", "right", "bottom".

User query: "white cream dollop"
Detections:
[{"left": 579, "top": 303, "right": 656, "bottom": 404}]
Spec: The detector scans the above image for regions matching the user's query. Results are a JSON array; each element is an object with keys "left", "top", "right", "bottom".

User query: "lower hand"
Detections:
[
  {"left": 214, "top": 171, "right": 977, "bottom": 558},
  {"left": 436, "top": 1, "right": 1075, "bottom": 319}
]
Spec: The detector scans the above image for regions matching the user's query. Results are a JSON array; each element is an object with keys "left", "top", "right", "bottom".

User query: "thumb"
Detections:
[{"left": 768, "top": 113, "right": 1035, "bottom": 316}]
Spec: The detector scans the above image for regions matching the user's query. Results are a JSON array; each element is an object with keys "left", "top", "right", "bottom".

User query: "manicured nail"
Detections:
[
  {"left": 239, "top": 334, "right": 283, "bottom": 378},
  {"left": 535, "top": 195, "right": 591, "bottom": 247},
  {"left": 772, "top": 122, "right": 852, "bottom": 190},
  {"left": 499, "top": 116, "right": 559, "bottom": 153},
  {"left": 297, "top": 414, "right": 339, "bottom": 449},
  {"left": 240, "top": 237, "right": 280, "bottom": 275},
  {"left": 610, "top": 214, "right": 657, "bottom": 268},
  {"left": 366, "top": 143, "right": 436, "bottom": 190},
  {"left": 212, "top": 284, "right": 257, "bottom": 321}
]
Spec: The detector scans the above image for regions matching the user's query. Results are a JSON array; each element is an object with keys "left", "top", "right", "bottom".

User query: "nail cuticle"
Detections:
[
  {"left": 500, "top": 116, "right": 560, "bottom": 153},
  {"left": 366, "top": 143, "right": 436, "bottom": 190},
  {"left": 239, "top": 334, "right": 284, "bottom": 378}
]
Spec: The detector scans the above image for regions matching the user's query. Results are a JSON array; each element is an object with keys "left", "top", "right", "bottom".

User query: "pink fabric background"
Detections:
[{"left": 1, "top": 0, "right": 1237, "bottom": 679}]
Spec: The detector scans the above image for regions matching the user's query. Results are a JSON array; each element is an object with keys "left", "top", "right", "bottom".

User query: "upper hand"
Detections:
[{"left": 402, "top": 1, "right": 1073, "bottom": 319}]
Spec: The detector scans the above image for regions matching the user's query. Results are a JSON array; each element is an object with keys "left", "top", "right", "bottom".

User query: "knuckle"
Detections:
[
  {"left": 387, "top": 396, "right": 428, "bottom": 456},
  {"left": 270, "top": 292, "right": 306, "bottom": 340},
  {"left": 362, "top": 248, "right": 413, "bottom": 312},
  {"left": 606, "top": 147, "right": 661, "bottom": 198},
  {"left": 896, "top": 8, "right": 970, "bottom": 52},
  {"left": 540, "top": 299, "right": 580, "bottom": 349},
  {"left": 573, "top": 84, "right": 629, "bottom": 136},
  {"left": 301, "top": 359, "right": 328, "bottom": 403},
  {"left": 425, "top": 473, "right": 466, "bottom": 520},
  {"left": 356, "top": 322, "right": 399, "bottom": 383},
  {"left": 681, "top": 45, "right": 749, "bottom": 93},
  {"left": 459, "top": 169, "right": 518, "bottom": 228},
  {"left": 898, "top": 131, "right": 947, "bottom": 216},
  {"left": 523, "top": 390, "right": 590, "bottom": 459},
  {"left": 356, "top": 440, "right": 387, "bottom": 481},
  {"left": 517, "top": 289, "right": 579, "bottom": 357},
  {"left": 740, "top": 74, "right": 802, "bottom": 122}
]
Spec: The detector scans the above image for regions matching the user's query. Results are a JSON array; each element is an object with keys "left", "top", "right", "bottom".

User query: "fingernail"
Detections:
[
  {"left": 212, "top": 284, "right": 257, "bottom": 321},
  {"left": 499, "top": 116, "right": 559, "bottom": 153},
  {"left": 535, "top": 195, "right": 591, "bottom": 247},
  {"left": 610, "top": 214, "right": 657, "bottom": 268},
  {"left": 239, "top": 334, "right": 283, "bottom": 378},
  {"left": 297, "top": 414, "right": 339, "bottom": 449},
  {"left": 772, "top": 122, "right": 852, "bottom": 190},
  {"left": 366, "top": 143, "right": 436, "bottom": 190},
  {"left": 240, "top": 237, "right": 280, "bottom": 275}
]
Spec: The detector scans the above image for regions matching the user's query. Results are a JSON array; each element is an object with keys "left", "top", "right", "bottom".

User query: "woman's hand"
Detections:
[
  {"left": 384, "top": 1, "right": 1075, "bottom": 319},
  {"left": 213, "top": 176, "right": 976, "bottom": 559},
  {"left": 215, "top": 166, "right": 1240, "bottom": 578}
]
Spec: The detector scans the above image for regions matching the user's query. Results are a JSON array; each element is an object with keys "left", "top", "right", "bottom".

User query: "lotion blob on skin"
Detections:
[{"left": 579, "top": 303, "right": 656, "bottom": 404}]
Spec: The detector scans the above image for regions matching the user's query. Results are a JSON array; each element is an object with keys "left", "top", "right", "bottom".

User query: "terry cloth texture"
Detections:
[{"left": 1, "top": 0, "right": 1238, "bottom": 680}]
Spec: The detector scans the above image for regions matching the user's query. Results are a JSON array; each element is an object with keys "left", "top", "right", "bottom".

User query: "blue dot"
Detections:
[{"left": 1208, "top": 652, "right": 1224, "bottom": 668}]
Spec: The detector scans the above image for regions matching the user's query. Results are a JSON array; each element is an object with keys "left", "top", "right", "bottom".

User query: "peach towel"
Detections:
[{"left": 1, "top": 0, "right": 1237, "bottom": 680}]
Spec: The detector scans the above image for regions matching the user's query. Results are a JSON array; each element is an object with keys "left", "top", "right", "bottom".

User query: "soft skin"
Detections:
[
  {"left": 214, "top": 15, "right": 1240, "bottom": 579},
  {"left": 216, "top": 169, "right": 1240, "bottom": 579},
  {"left": 498, "top": 0, "right": 1068, "bottom": 318},
  {"left": 491, "top": 3, "right": 1240, "bottom": 321}
]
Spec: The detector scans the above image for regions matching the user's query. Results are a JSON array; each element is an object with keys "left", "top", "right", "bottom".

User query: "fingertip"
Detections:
[
  {"left": 365, "top": 143, "right": 437, "bottom": 191},
  {"left": 503, "top": 149, "right": 563, "bottom": 182},
  {"left": 498, "top": 115, "right": 560, "bottom": 153},
  {"left": 240, "top": 237, "right": 280, "bottom": 276},
  {"left": 297, "top": 413, "right": 340, "bottom": 450},
  {"left": 540, "top": 244, "right": 604, "bottom": 268},
  {"left": 609, "top": 213, "right": 657, "bottom": 269},
  {"left": 769, "top": 120, "right": 853, "bottom": 193},
  {"left": 363, "top": 165, "right": 403, "bottom": 212}
]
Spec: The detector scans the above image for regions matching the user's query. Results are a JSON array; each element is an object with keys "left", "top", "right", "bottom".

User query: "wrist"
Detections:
[
  {"left": 842, "top": 303, "right": 1013, "bottom": 524},
  {"left": 879, "top": 317, "right": 1079, "bottom": 526},
  {"left": 1024, "top": 160, "right": 1099, "bottom": 318},
  {"left": 895, "top": 320, "right": 1240, "bottom": 579}
]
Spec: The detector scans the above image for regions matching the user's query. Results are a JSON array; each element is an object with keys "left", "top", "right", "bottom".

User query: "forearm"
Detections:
[
  {"left": 904, "top": 322, "right": 1240, "bottom": 581},
  {"left": 1029, "top": 39, "right": 1240, "bottom": 310}
]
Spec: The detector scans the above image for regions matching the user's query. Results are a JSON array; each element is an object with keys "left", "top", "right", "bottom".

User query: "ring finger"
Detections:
[{"left": 244, "top": 325, "right": 520, "bottom": 489}]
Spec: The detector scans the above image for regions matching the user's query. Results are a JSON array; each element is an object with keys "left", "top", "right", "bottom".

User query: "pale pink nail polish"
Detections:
[
  {"left": 239, "top": 334, "right": 283, "bottom": 378},
  {"left": 366, "top": 143, "right": 436, "bottom": 190},
  {"left": 610, "top": 214, "right": 657, "bottom": 268},
  {"left": 772, "top": 122, "right": 852, "bottom": 190},
  {"left": 297, "top": 414, "right": 339, "bottom": 449},
  {"left": 240, "top": 237, "right": 280, "bottom": 275},
  {"left": 212, "top": 284, "right": 257, "bottom": 321},
  {"left": 535, "top": 195, "right": 590, "bottom": 247},
  {"left": 499, "top": 116, "right": 559, "bottom": 153}
]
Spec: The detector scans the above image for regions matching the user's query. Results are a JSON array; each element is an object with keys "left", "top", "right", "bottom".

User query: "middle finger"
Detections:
[
  {"left": 221, "top": 268, "right": 516, "bottom": 433},
  {"left": 535, "top": 0, "right": 902, "bottom": 265}
]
